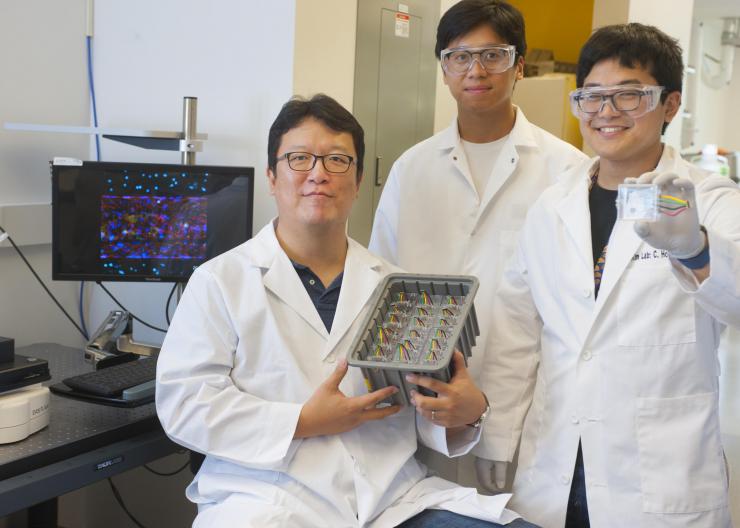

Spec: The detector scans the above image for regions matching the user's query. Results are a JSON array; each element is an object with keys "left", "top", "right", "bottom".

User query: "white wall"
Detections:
[
  {"left": 87, "top": 0, "right": 294, "bottom": 347},
  {"left": 293, "top": 0, "right": 357, "bottom": 109},
  {"left": 0, "top": 0, "right": 92, "bottom": 349},
  {"left": 433, "top": 0, "right": 459, "bottom": 133},
  {"left": 627, "top": 0, "right": 695, "bottom": 149},
  {"left": 1, "top": 1, "right": 297, "bottom": 527}
]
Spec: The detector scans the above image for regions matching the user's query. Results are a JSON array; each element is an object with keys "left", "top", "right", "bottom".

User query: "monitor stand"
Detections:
[{"left": 84, "top": 310, "right": 160, "bottom": 369}]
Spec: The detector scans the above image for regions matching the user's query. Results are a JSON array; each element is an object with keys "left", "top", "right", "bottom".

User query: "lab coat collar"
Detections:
[
  {"left": 324, "top": 238, "right": 385, "bottom": 359},
  {"left": 444, "top": 107, "right": 540, "bottom": 223},
  {"left": 257, "top": 221, "right": 330, "bottom": 340},
  {"left": 255, "top": 220, "right": 385, "bottom": 360},
  {"left": 437, "top": 106, "right": 538, "bottom": 152},
  {"left": 555, "top": 157, "right": 599, "bottom": 274},
  {"left": 654, "top": 144, "right": 690, "bottom": 177}
]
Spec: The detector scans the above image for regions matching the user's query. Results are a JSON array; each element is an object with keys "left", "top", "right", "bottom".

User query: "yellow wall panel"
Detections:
[{"left": 508, "top": 0, "right": 595, "bottom": 64}]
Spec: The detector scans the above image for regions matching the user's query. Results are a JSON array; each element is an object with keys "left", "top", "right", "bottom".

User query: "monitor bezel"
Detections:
[{"left": 51, "top": 160, "right": 254, "bottom": 283}]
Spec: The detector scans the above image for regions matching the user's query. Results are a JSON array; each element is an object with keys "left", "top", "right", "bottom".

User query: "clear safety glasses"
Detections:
[
  {"left": 569, "top": 84, "right": 665, "bottom": 119},
  {"left": 440, "top": 45, "right": 516, "bottom": 75}
]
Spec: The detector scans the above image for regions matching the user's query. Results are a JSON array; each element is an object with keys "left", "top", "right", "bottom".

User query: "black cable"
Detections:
[
  {"left": 96, "top": 282, "right": 168, "bottom": 333},
  {"left": 0, "top": 225, "right": 88, "bottom": 339},
  {"left": 107, "top": 477, "right": 148, "bottom": 528},
  {"left": 165, "top": 282, "right": 178, "bottom": 325},
  {"left": 143, "top": 458, "right": 190, "bottom": 477}
]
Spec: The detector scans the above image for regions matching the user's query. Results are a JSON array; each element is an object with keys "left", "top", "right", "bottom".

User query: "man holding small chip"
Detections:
[{"left": 476, "top": 23, "right": 740, "bottom": 528}]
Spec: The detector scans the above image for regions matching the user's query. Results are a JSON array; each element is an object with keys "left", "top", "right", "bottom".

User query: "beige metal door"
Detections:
[{"left": 349, "top": 0, "right": 440, "bottom": 245}]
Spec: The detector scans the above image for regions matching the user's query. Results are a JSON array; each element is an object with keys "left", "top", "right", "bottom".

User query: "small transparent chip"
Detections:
[{"left": 617, "top": 183, "right": 659, "bottom": 222}]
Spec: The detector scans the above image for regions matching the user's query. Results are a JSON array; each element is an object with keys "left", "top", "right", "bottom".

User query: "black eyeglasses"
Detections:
[{"left": 277, "top": 152, "right": 355, "bottom": 174}]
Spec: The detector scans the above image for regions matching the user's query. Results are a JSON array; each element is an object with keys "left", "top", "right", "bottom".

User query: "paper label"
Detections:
[
  {"left": 52, "top": 157, "right": 83, "bottom": 166},
  {"left": 395, "top": 13, "right": 410, "bottom": 38}
]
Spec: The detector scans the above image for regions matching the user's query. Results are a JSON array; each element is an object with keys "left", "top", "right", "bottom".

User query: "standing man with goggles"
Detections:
[
  {"left": 478, "top": 23, "right": 740, "bottom": 527},
  {"left": 369, "top": 0, "right": 586, "bottom": 491}
]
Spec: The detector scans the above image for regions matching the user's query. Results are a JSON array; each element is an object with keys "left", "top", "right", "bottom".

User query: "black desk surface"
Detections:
[{"left": 0, "top": 343, "right": 177, "bottom": 516}]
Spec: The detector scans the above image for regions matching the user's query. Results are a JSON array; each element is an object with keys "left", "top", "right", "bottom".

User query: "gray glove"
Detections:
[
  {"left": 474, "top": 457, "right": 509, "bottom": 493},
  {"left": 625, "top": 171, "right": 705, "bottom": 259}
]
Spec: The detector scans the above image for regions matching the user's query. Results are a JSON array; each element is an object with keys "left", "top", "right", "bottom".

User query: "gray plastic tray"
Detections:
[{"left": 348, "top": 273, "right": 479, "bottom": 406}]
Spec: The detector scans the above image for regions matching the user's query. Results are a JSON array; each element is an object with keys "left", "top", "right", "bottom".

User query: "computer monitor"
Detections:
[{"left": 51, "top": 160, "right": 254, "bottom": 283}]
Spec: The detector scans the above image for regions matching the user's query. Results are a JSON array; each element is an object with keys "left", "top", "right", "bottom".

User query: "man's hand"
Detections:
[
  {"left": 405, "top": 350, "right": 487, "bottom": 428},
  {"left": 627, "top": 171, "right": 705, "bottom": 259},
  {"left": 294, "top": 359, "right": 401, "bottom": 438},
  {"left": 475, "top": 457, "right": 509, "bottom": 492}
]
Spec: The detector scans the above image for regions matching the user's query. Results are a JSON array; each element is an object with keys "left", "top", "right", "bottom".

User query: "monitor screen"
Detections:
[{"left": 51, "top": 160, "right": 254, "bottom": 282}]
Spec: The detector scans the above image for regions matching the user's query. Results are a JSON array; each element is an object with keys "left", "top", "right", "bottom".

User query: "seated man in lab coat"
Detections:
[
  {"left": 369, "top": 0, "right": 587, "bottom": 490},
  {"left": 476, "top": 23, "right": 740, "bottom": 528},
  {"left": 156, "top": 94, "right": 537, "bottom": 528}
]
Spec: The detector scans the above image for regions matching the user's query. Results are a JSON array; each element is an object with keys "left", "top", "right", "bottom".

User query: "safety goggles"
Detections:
[
  {"left": 440, "top": 45, "right": 516, "bottom": 75},
  {"left": 569, "top": 84, "right": 665, "bottom": 119}
]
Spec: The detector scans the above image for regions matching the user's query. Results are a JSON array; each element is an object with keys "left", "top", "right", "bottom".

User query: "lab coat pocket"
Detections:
[
  {"left": 617, "top": 267, "right": 696, "bottom": 346},
  {"left": 636, "top": 392, "right": 727, "bottom": 513},
  {"left": 497, "top": 230, "right": 520, "bottom": 273}
]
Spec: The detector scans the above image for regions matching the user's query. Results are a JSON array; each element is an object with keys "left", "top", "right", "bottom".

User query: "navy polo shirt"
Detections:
[{"left": 292, "top": 261, "right": 344, "bottom": 332}]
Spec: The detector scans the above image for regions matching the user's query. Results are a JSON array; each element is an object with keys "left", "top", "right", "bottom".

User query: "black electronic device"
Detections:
[
  {"left": 51, "top": 160, "right": 254, "bottom": 283},
  {"left": 0, "top": 336, "right": 14, "bottom": 364},
  {"left": 0, "top": 354, "right": 51, "bottom": 395}
]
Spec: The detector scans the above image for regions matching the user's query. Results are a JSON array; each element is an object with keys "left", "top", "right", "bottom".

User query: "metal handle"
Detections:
[{"left": 374, "top": 156, "right": 382, "bottom": 186}]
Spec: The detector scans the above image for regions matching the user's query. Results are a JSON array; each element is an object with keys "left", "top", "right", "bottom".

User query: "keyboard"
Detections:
[{"left": 62, "top": 356, "right": 157, "bottom": 398}]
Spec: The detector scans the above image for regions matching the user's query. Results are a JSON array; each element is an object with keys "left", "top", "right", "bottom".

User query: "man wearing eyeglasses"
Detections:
[
  {"left": 157, "top": 94, "right": 539, "bottom": 527},
  {"left": 369, "top": 0, "right": 586, "bottom": 492},
  {"left": 477, "top": 23, "right": 740, "bottom": 527}
]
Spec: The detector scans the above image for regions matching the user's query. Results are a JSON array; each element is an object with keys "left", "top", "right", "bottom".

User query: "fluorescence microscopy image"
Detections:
[{"left": 100, "top": 195, "right": 207, "bottom": 260}]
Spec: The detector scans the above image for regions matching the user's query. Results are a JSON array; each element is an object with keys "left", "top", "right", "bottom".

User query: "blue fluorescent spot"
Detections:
[
  {"left": 118, "top": 270, "right": 125, "bottom": 275},
  {"left": 107, "top": 179, "right": 112, "bottom": 184},
  {"left": 201, "top": 187, "right": 206, "bottom": 192},
  {"left": 108, "top": 188, "right": 114, "bottom": 192},
  {"left": 124, "top": 175, "right": 129, "bottom": 180}
]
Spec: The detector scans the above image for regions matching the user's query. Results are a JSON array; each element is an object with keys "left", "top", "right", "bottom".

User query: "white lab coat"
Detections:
[
  {"left": 156, "top": 222, "right": 519, "bottom": 528},
  {"left": 478, "top": 146, "right": 740, "bottom": 528},
  {"left": 369, "top": 108, "right": 587, "bottom": 484},
  {"left": 369, "top": 108, "right": 587, "bottom": 382}
]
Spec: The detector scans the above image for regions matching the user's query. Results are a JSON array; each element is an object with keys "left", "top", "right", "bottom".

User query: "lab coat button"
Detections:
[
  {"left": 561, "top": 474, "right": 571, "bottom": 485},
  {"left": 582, "top": 350, "right": 592, "bottom": 361},
  {"left": 309, "top": 279, "right": 316, "bottom": 286},
  {"left": 571, "top": 415, "right": 579, "bottom": 424},
  {"left": 582, "top": 288, "right": 591, "bottom": 298}
]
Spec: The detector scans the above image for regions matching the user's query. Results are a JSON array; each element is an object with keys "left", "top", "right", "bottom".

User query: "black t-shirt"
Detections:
[{"left": 589, "top": 182, "right": 618, "bottom": 296}]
